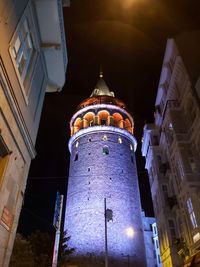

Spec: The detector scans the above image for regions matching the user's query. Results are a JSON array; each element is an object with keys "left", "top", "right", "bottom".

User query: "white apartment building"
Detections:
[
  {"left": 142, "top": 32, "right": 200, "bottom": 267},
  {"left": 0, "top": 0, "right": 69, "bottom": 266},
  {"left": 142, "top": 212, "right": 162, "bottom": 267}
]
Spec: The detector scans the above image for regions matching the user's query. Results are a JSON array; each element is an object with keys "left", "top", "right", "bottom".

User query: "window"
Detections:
[
  {"left": 10, "top": 18, "right": 34, "bottom": 82},
  {"left": 0, "top": 136, "right": 10, "bottom": 187},
  {"left": 156, "top": 239, "right": 159, "bottom": 249},
  {"left": 188, "top": 150, "right": 196, "bottom": 173},
  {"left": 168, "top": 219, "right": 176, "bottom": 239},
  {"left": 158, "top": 255, "right": 161, "bottom": 264},
  {"left": 75, "top": 141, "right": 79, "bottom": 148},
  {"left": 131, "top": 155, "right": 134, "bottom": 163},
  {"left": 130, "top": 144, "right": 133, "bottom": 151},
  {"left": 9, "top": 5, "right": 38, "bottom": 102},
  {"left": 103, "top": 146, "right": 109, "bottom": 155},
  {"left": 74, "top": 153, "right": 78, "bottom": 161},
  {"left": 118, "top": 137, "right": 122, "bottom": 144},
  {"left": 153, "top": 225, "right": 157, "bottom": 235},
  {"left": 168, "top": 122, "right": 173, "bottom": 131},
  {"left": 102, "top": 135, "right": 107, "bottom": 141},
  {"left": 187, "top": 198, "right": 198, "bottom": 228}
]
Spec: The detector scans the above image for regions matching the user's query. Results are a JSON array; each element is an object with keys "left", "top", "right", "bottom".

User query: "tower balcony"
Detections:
[{"left": 70, "top": 104, "right": 134, "bottom": 137}]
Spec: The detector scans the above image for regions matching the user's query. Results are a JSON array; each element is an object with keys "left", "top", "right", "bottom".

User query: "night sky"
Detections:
[{"left": 18, "top": 0, "right": 200, "bottom": 235}]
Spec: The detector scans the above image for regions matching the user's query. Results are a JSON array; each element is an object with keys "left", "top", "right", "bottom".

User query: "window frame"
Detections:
[
  {"left": 187, "top": 198, "right": 198, "bottom": 229},
  {"left": 9, "top": 3, "right": 39, "bottom": 105},
  {"left": 102, "top": 145, "right": 109, "bottom": 155}
]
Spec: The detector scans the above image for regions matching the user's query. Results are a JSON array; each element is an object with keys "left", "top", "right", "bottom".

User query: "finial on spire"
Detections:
[{"left": 99, "top": 65, "right": 103, "bottom": 78}]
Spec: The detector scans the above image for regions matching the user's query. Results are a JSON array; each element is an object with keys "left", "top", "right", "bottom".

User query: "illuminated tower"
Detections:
[{"left": 64, "top": 73, "right": 146, "bottom": 267}]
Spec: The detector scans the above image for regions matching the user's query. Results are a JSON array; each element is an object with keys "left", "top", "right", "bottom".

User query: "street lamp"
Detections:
[{"left": 125, "top": 227, "right": 134, "bottom": 238}]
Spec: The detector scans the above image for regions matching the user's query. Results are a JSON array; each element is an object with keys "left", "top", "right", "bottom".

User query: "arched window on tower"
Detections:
[
  {"left": 74, "top": 152, "right": 78, "bottom": 161},
  {"left": 125, "top": 118, "right": 133, "bottom": 133},
  {"left": 118, "top": 137, "right": 122, "bottom": 144},
  {"left": 102, "top": 135, "right": 107, "bottom": 141},
  {"left": 113, "top": 112, "right": 124, "bottom": 128},
  {"left": 102, "top": 145, "right": 109, "bottom": 155},
  {"left": 73, "top": 117, "right": 82, "bottom": 134},
  {"left": 83, "top": 112, "right": 95, "bottom": 128},
  {"left": 98, "top": 110, "right": 110, "bottom": 126}
]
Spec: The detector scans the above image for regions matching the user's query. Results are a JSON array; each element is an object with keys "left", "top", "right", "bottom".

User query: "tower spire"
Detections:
[
  {"left": 99, "top": 65, "right": 103, "bottom": 78},
  {"left": 90, "top": 67, "right": 115, "bottom": 97}
]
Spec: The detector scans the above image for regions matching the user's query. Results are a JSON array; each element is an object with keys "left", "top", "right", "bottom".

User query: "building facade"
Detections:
[
  {"left": 0, "top": 0, "right": 68, "bottom": 266},
  {"left": 142, "top": 34, "right": 200, "bottom": 267},
  {"left": 64, "top": 74, "right": 146, "bottom": 267},
  {"left": 142, "top": 212, "right": 162, "bottom": 267}
]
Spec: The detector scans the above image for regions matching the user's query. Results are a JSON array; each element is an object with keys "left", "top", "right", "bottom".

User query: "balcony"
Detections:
[{"left": 35, "top": 0, "right": 68, "bottom": 92}]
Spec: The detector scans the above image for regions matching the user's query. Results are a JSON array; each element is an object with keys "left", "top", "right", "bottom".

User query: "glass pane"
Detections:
[
  {"left": 25, "top": 35, "right": 32, "bottom": 55},
  {"left": 14, "top": 36, "right": 21, "bottom": 54},
  {"left": 18, "top": 53, "right": 26, "bottom": 74},
  {"left": 21, "top": 19, "right": 29, "bottom": 41}
]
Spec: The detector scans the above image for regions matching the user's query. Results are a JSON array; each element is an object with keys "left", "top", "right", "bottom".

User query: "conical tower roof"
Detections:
[{"left": 90, "top": 71, "right": 115, "bottom": 97}]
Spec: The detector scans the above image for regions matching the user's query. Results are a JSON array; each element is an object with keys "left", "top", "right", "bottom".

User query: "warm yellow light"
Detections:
[
  {"left": 121, "top": 0, "right": 137, "bottom": 8},
  {"left": 118, "top": 0, "right": 146, "bottom": 9},
  {"left": 125, "top": 227, "right": 134, "bottom": 238}
]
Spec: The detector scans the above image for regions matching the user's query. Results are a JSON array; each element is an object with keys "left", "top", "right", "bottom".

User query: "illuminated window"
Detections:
[
  {"left": 130, "top": 144, "right": 133, "bottom": 151},
  {"left": 75, "top": 141, "right": 79, "bottom": 148},
  {"left": 118, "top": 137, "right": 122, "bottom": 144},
  {"left": 103, "top": 146, "right": 109, "bottom": 155},
  {"left": 0, "top": 136, "right": 10, "bottom": 188},
  {"left": 102, "top": 135, "right": 107, "bottom": 141},
  {"left": 187, "top": 198, "right": 197, "bottom": 228},
  {"left": 193, "top": 232, "right": 200, "bottom": 243},
  {"left": 168, "top": 123, "right": 173, "bottom": 131}
]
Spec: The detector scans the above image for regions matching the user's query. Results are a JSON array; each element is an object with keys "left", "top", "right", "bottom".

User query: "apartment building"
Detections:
[
  {"left": 142, "top": 32, "right": 200, "bottom": 267},
  {"left": 0, "top": 0, "right": 69, "bottom": 266},
  {"left": 142, "top": 212, "right": 162, "bottom": 267}
]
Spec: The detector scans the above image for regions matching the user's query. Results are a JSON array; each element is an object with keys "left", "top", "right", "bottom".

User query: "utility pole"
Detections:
[{"left": 52, "top": 192, "right": 64, "bottom": 267}]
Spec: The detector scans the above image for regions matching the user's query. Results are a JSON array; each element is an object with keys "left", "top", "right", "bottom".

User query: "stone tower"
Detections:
[{"left": 64, "top": 73, "right": 146, "bottom": 267}]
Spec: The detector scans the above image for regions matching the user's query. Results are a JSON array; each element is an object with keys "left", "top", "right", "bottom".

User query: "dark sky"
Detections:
[{"left": 18, "top": 0, "right": 200, "bottom": 235}]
